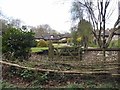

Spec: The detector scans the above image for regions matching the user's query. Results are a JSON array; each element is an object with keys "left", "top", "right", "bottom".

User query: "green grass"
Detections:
[
  {"left": 31, "top": 43, "right": 70, "bottom": 53},
  {"left": 31, "top": 47, "right": 48, "bottom": 53},
  {"left": 31, "top": 43, "right": 99, "bottom": 53}
]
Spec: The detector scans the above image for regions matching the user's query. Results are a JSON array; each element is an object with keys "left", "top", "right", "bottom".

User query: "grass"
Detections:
[
  {"left": 31, "top": 43, "right": 69, "bottom": 53},
  {"left": 31, "top": 47, "right": 48, "bottom": 53},
  {"left": 31, "top": 43, "right": 100, "bottom": 53},
  {"left": 31, "top": 42, "right": 101, "bottom": 53}
]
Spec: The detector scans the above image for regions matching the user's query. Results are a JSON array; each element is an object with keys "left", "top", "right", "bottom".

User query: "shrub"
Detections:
[
  {"left": 35, "top": 72, "right": 48, "bottom": 84},
  {"left": 2, "top": 27, "right": 35, "bottom": 60},
  {"left": 67, "top": 38, "right": 72, "bottom": 44},
  {"left": 37, "top": 39, "right": 48, "bottom": 47},
  {"left": 20, "top": 69, "right": 34, "bottom": 81},
  {"left": 76, "top": 37, "right": 82, "bottom": 43},
  {"left": 32, "top": 40, "right": 38, "bottom": 47},
  {"left": 8, "top": 66, "right": 35, "bottom": 81}
]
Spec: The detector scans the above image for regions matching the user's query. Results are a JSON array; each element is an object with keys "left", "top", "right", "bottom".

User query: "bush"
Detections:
[
  {"left": 76, "top": 37, "right": 82, "bottom": 43},
  {"left": 2, "top": 27, "right": 35, "bottom": 60},
  {"left": 37, "top": 39, "right": 48, "bottom": 47},
  {"left": 67, "top": 38, "right": 72, "bottom": 44},
  {"left": 20, "top": 69, "right": 34, "bottom": 81},
  {"left": 32, "top": 40, "right": 38, "bottom": 47},
  {"left": 35, "top": 72, "right": 48, "bottom": 84}
]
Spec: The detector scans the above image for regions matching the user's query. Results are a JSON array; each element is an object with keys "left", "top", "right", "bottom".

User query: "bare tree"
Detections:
[
  {"left": 71, "top": 0, "right": 120, "bottom": 60},
  {"left": 31, "top": 24, "right": 58, "bottom": 38},
  {"left": 71, "top": 0, "right": 120, "bottom": 47}
]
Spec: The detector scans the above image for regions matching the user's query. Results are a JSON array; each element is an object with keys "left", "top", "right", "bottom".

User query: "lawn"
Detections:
[
  {"left": 31, "top": 43, "right": 70, "bottom": 53},
  {"left": 31, "top": 47, "right": 48, "bottom": 53}
]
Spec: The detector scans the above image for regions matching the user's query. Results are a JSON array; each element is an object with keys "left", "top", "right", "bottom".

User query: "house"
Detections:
[
  {"left": 34, "top": 36, "right": 43, "bottom": 41},
  {"left": 93, "top": 30, "right": 110, "bottom": 44},
  {"left": 34, "top": 33, "right": 71, "bottom": 41},
  {"left": 96, "top": 30, "right": 110, "bottom": 37},
  {"left": 112, "top": 30, "right": 120, "bottom": 40},
  {"left": 43, "top": 34, "right": 61, "bottom": 41},
  {"left": 58, "top": 33, "right": 71, "bottom": 41},
  {"left": 93, "top": 29, "right": 120, "bottom": 44},
  {"left": 107, "top": 28, "right": 120, "bottom": 41}
]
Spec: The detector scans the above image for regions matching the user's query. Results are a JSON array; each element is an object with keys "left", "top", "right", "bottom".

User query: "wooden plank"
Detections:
[
  {"left": 112, "top": 74, "right": 120, "bottom": 76},
  {"left": 82, "top": 48, "right": 120, "bottom": 51},
  {"left": 0, "top": 60, "right": 111, "bottom": 75},
  {"left": 54, "top": 47, "right": 120, "bottom": 51}
]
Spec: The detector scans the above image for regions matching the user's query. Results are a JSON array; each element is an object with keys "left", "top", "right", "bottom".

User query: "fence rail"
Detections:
[
  {"left": 82, "top": 48, "right": 120, "bottom": 51},
  {"left": 1, "top": 60, "right": 119, "bottom": 75},
  {"left": 54, "top": 47, "right": 120, "bottom": 51}
]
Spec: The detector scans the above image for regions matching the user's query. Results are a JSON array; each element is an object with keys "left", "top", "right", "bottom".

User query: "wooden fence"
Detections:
[{"left": 48, "top": 47, "right": 120, "bottom": 61}]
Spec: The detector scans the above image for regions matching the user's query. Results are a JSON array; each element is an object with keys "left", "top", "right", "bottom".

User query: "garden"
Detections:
[
  {"left": 1, "top": 27, "right": 120, "bottom": 88},
  {"left": 1, "top": 0, "right": 120, "bottom": 89}
]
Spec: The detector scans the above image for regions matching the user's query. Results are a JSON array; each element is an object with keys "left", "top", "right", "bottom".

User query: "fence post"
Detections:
[
  {"left": 48, "top": 40, "right": 54, "bottom": 60},
  {"left": 118, "top": 38, "right": 120, "bottom": 75},
  {"left": 78, "top": 46, "right": 82, "bottom": 61}
]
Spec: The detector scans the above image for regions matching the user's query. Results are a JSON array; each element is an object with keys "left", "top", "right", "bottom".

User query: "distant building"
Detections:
[{"left": 34, "top": 33, "right": 71, "bottom": 41}]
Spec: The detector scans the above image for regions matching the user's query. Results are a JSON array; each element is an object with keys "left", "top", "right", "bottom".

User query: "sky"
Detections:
[
  {"left": 0, "top": 0, "right": 119, "bottom": 33},
  {"left": 0, "top": 0, "right": 72, "bottom": 33}
]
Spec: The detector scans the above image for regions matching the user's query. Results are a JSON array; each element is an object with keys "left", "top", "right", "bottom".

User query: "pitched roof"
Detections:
[
  {"left": 34, "top": 33, "right": 71, "bottom": 40},
  {"left": 96, "top": 30, "right": 110, "bottom": 37}
]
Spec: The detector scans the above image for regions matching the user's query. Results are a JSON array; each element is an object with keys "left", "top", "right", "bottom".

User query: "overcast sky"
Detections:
[
  {"left": 0, "top": 0, "right": 72, "bottom": 33},
  {"left": 0, "top": 0, "right": 119, "bottom": 33}
]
